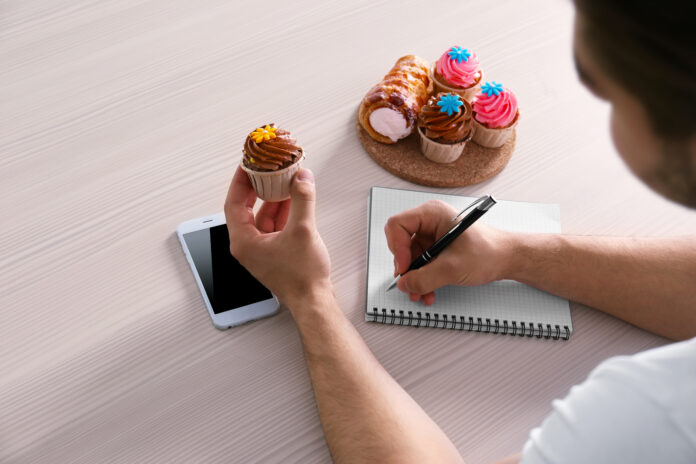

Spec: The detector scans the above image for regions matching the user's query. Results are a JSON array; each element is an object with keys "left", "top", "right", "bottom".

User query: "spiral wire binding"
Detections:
[{"left": 368, "top": 307, "right": 570, "bottom": 340}]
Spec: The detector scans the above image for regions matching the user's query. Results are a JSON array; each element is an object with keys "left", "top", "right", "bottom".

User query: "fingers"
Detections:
[
  {"left": 256, "top": 201, "right": 283, "bottom": 233},
  {"left": 255, "top": 197, "right": 291, "bottom": 233},
  {"left": 422, "top": 292, "right": 436, "bottom": 305},
  {"left": 274, "top": 199, "right": 291, "bottom": 230},
  {"left": 384, "top": 200, "right": 454, "bottom": 274},
  {"left": 397, "top": 256, "right": 452, "bottom": 296},
  {"left": 256, "top": 199, "right": 290, "bottom": 233},
  {"left": 224, "top": 166, "right": 260, "bottom": 252},
  {"left": 409, "top": 291, "right": 436, "bottom": 306},
  {"left": 287, "top": 168, "right": 316, "bottom": 230},
  {"left": 393, "top": 236, "right": 425, "bottom": 277},
  {"left": 225, "top": 166, "right": 257, "bottom": 212}
]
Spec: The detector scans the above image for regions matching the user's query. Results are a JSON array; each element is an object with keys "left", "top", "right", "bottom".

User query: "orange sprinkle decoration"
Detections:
[{"left": 250, "top": 125, "right": 277, "bottom": 143}]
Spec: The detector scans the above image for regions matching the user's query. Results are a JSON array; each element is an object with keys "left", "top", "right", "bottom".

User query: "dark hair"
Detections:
[{"left": 573, "top": 1, "right": 696, "bottom": 140}]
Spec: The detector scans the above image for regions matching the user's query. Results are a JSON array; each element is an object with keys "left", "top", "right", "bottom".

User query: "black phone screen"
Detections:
[{"left": 183, "top": 225, "right": 272, "bottom": 314}]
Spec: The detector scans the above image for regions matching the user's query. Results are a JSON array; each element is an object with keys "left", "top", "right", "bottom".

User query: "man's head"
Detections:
[{"left": 572, "top": 1, "right": 696, "bottom": 207}]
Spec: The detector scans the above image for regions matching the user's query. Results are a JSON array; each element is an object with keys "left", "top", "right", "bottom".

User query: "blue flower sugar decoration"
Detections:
[
  {"left": 481, "top": 81, "right": 504, "bottom": 97},
  {"left": 437, "top": 94, "right": 463, "bottom": 116},
  {"left": 447, "top": 46, "right": 471, "bottom": 64}
]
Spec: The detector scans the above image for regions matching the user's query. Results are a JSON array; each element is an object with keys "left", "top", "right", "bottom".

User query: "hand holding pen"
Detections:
[{"left": 384, "top": 196, "right": 507, "bottom": 305}]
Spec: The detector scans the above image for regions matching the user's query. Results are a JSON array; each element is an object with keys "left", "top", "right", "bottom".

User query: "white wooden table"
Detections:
[{"left": 2, "top": 0, "right": 694, "bottom": 462}]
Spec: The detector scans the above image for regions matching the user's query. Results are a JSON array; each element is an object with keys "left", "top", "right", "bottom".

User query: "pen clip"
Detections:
[{"left": 451, "top": 195, "right": 491, "bottom": 222}]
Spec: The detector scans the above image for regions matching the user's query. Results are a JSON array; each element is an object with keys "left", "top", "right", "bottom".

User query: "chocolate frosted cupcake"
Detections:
[
  {"left": 417, "top": 93, "right": 473, "bottom": 163},
  {"left": 240, "top": 124, "right": 305, "bottom": 201}
]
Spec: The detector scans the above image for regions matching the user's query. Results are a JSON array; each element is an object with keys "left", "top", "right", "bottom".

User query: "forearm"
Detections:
[
  {"left": 288, "top": 289, "right": 464, "bottom": 464},
  {"left": 505, "top": 234, "right": 696, "bottom": 340}
]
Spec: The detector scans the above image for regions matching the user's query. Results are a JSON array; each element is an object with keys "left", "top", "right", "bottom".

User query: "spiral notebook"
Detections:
[{"left": 365, "top": 187, "right": 572, "bottom": 340}]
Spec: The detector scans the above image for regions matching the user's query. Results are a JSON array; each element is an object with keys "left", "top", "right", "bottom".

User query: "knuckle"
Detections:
[
  {"left": 426, "top": 199, "right": 445, "bottom": 209},
  {"left": 293, "top": 181, "right": 315, "bottom": 200},
  {"left": 291, "top": 221, "right": 314, "bottom": 239},
  {"left": 408, "top": 278, "right": 426, "bottom": 295},
  {"left": 441, "top": 258, "right": 457, "bottom": 276},
  {"left": 385, "top": 216, "right": 397, "bottom": 233},
  {"left": 434, "top": 200, "right": 454, "bottom": 214}
]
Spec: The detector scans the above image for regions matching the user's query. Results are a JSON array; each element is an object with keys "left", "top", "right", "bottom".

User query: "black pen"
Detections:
[{"left": 386, "top": 195, "right": 497, "bottom": 292}]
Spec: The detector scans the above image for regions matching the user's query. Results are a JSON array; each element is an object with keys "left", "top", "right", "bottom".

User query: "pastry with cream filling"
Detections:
[{"left": 358, "top": 55, "right": 431, "bottom": 144}]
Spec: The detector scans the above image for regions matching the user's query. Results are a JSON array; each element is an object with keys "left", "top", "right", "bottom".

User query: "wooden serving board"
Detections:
[{"left": 357, "top": 121, "right": 515, "bottom": 187}]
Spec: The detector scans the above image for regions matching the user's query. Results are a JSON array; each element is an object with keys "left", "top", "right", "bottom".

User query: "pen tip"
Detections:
[{"left": 386, "top": 276, "right": 399, "bottom": 292}]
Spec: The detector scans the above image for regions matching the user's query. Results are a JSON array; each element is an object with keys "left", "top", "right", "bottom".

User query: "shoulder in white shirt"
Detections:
[{"left": 520, "top": 337, "right": 696, "bottom": 464}]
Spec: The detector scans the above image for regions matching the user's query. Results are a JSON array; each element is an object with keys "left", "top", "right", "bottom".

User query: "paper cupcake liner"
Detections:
[
  {"left": 472, "top": 118, "right": 517, "bottom": 148},
  {"left": 240, "top": 154, "right": 305, "bottom": 202},
  {"left": 430, "top": 64, "right": 484, "bottom": 103},
  {"left": 418, "top": 129, "right": 470, "bottom": 164}
]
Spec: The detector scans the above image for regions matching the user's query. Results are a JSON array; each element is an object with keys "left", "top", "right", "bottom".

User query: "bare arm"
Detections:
[
  {"left": 507, "top": 234, "right": 696, "bottom": 340},
  {"left": 224, "top": 168, "right": 464, "bottom": 464},
  {"left": 289, "top": 290, "right": 464, "bottom": 464},
  {"left": 386, "top": 200, "right": 696, "bottom": 342}
]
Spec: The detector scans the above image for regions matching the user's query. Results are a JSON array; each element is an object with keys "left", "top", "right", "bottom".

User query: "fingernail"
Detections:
[
  {"left": 296, "top": 168, "right": 314, "bottom": 184},
  {"left": 393, "top": 257, "right": 398, "bottom": 276}
]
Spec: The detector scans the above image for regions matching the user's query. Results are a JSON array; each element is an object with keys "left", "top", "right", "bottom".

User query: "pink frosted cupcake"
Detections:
[
  {"left": 472, "top": 82, "right": 519, "bottom": 148},
  {"left": 431, "top": 46, "right": 484, "bottom": 102}
]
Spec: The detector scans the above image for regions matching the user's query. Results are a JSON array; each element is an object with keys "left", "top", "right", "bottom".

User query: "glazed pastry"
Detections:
[
  {"left": 431, "top": 46, "right": 483, "bottom": 101},
  {"left": 240, "top": 124, "right": 305, "bottom": 202},
  {"left": 417, "top": 93, "right": 473, "bottom": 163},
  {"left": 472, "top": 82, "right": 519, "bottom": 148},
  {"left": 358, "top": 55, "right": 431, "bottom": 144}
]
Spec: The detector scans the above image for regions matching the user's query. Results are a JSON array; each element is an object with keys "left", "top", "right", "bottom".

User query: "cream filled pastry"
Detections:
[
  {"left": 368, "top": 108, "right": 412, "bottom": 142},
  {"left": 358, "top": 55, "right": 431, "bottom": 144}
]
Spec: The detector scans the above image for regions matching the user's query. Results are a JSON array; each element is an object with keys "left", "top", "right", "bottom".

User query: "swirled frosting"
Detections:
[
  {"left": 472, "top": 85, "right": 519, "bottom": 129},
  {"left": 418, "top": 93, "right": 473, "bottom": 143},
  {"left": 435, "top": 46, "right": 481, "bottom": 88},
  {"left": 242, "top": 124, "right": 303, "bottom": 171}
]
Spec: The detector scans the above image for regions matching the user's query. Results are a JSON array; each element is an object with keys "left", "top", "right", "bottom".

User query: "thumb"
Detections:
[
  {"left": 287, "top": 168, "right": 316, "bottom": 228},
  {"left": 398, "top": 258, "right": 451, "bottom": 295}
]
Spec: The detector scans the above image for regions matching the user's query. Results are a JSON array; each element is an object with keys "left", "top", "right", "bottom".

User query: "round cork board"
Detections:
[{"left": 357, "top": 121, "right": 515, "bottom": 188}]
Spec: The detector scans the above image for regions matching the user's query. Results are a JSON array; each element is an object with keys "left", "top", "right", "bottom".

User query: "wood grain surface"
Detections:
[{"left": 2, "top": 0, "right": 695, "bottom": 463}]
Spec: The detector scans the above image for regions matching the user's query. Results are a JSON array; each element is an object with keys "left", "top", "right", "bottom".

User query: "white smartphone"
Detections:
[{"left": 177, "top": 213, "right": 279, "bottom": 330}]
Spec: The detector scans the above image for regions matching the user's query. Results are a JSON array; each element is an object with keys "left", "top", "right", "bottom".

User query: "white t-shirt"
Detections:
[{"left": 520, "top": 337, "right": 696, "bottom": 464}]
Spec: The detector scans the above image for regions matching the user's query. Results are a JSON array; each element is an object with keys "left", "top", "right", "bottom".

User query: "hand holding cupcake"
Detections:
[
  {"left": 432, "top": 46, "right": 484, "bottom": 101},
  {"left": 240, "top": 124, "right": 305, "bottom": 202},
  {"left": 472, "top": 82, "right": 519, "bottom": 147}
]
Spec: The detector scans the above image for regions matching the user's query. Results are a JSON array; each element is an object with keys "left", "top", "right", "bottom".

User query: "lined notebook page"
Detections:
[{"left": 366, "top": 187, "right": 572, "bottom": 338}]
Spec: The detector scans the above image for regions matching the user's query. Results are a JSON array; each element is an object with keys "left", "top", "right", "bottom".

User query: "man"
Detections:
[{"left": 224, "top": 2, "right": 696, "bottom": 462}]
